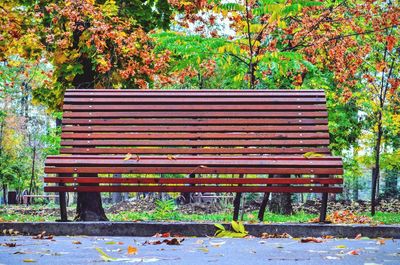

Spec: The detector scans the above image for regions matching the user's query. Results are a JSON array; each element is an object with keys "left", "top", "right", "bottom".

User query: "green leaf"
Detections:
[
  {"left": 214, "top": 223, "right": 225, "bottom": 231},
  {"left": 95, "top": 248, "right": 117, "bottom": 262}
]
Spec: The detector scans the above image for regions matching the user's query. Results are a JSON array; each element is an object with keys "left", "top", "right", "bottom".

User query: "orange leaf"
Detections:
[
  {"left": 127, "top": 245, "right": 138, "bottom": 255},
  {"left": 347, "top": 249, "right": 360, "bottom": 255}
]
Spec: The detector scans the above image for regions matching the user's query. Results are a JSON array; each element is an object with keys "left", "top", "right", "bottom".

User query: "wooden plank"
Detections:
[
  {"left": 62, "top": 111, "right": 328, "bottom": 118},
  {"left": 44, "top": 177, "right": 343, "bottom": 185},
  {"left": 65, "top": 90, "right": 326, "bottom": 98},
  {"left": 59, "top": 147, "right": 332, "bottom": 155},
  {"left": 44, "top": 186, "right": 343, "bottom": 193},
  {"left": 62, "top": 118, "right": 329, "bottom": 125},
  {"left": 46, "top": 154, "right": 342, "bottom": 160},
  {"left": 64, "top": 104, "right": 327, "bottom": 111},
  {"left": 60, "top": 139, "right": 330, "bottom": 147},
  {"left": 45, "top": 158, "right": 342, "bottom": 167},
  {"left": 63, "top": 97, "right": 326, "bottom": 104},
  {"left": 60, "top": 132, "right": 330, "bottom": 140},
  {"left": 61, "top": 125, "right": 329, "bottom": 133},
  {"left": 44, "top": 166, "right": 343, "bottom": 175}
]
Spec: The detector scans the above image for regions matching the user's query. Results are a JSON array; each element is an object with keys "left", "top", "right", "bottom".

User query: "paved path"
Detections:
[{"left": 1, "top": 236, "right": 399, "bottom": 264}]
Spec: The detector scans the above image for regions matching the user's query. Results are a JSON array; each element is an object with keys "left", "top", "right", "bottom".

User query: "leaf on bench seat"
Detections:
[
  {"left": 124, "top": 153, "right": 132, "bottom": 160},
  {"left": 303, "top": 152, "right": 325, "bottom": 159},
  {"left": 167, "top": 154, "right": 176, "bottom": 160},
  {"left": 124, "top": 153, "right": 140, "bottom": 161}
]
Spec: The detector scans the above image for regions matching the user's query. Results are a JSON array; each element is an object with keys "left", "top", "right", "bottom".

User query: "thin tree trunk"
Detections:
[
  {"left": 27, "top": 145, "right": 36, "bottom": 205},
  {"left": 371, "top": 110, "right": 383, "bottom": 216}
]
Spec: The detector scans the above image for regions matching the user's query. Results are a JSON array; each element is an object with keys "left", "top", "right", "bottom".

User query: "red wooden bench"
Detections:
[{"left": 44, "top": 89, "right": 343, "bottom": 222}]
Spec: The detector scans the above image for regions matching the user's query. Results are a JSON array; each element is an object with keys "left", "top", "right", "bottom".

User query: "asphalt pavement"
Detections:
[{"left": 1, "top": 235, "right": 399, "bottom": 265}]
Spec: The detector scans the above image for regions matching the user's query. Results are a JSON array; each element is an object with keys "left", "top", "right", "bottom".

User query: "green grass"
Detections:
[
  {"left": 368, "top": 212, "right": 400, "bottom": 224},
  {"left": 107, "top": 210, "right": 318, "bottom": 223}
]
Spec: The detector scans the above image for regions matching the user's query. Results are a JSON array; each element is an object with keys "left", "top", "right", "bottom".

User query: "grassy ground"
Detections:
[{"left": 0, "top": 205, "right": 399, "bottom": 224}]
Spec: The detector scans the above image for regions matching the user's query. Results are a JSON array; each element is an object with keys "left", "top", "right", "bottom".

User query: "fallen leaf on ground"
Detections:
[
  {"left": 347, "top": 249, "right": 360, "bottom": 255},
  {"left": 1, "top": 243, "right": 16, "bottom": 247},
  {"left": 261, "top": 232, "right": 292, "bottom": 239},
  {"left": 32, "top": 231, "right": 53, "bottom": 240},
  {"left": 376, "top": 239, "right": 385, "bottom": 245},
  {"left": 144, "top": 238, "right": 184, "bottom": 246},
  {"left": 13, "top": 251, "right": 27, "bottom": 254},
  {"left": 309, "top": 210, "right": 375, "bottom": 224},
  {"left": 96, "top": 248, "right": 160, "bottom": 263},
  {"left": 72, "top": 241, "right": 81, "bottom": 244},
  {"left": 322, "top": 235, "right": 335, "bottom": 239},
  {"left": 23, "top": 259, "right": 36, "bottom": 263},
  {"left": 152, "top": 232, "right": 170, "bottom": 238},
  {"left": 300, "top": 237, "right": 323, "bottom": 243},
  {"left": 127, "top": 245, "right": 138, "bottom": 255},
  {"left": 335, "top": 245, "right": 347, "bottom": 249}
]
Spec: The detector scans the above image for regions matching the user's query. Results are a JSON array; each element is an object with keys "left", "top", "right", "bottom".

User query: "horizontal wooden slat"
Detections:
[
  {"left": 64, "top": 97, "right": 326, "bottom": 105},
  {"left": 62, "top": 111, "right": 328, "bottom": 118},
  {"left": 61, "top": 125, "right": 329, "bottom": 133},
  {"left": 61, "top": 132, "right": 330, "bottom": 140},
  {"left": 65, "top": 90, "right": 326, "bottom": 98},
  {"left": 60, "top": 139, "right": 330, "bottom": 147},
  {"left": 62, "top": 118, "right": 328, "bottom": 126},
  {"left": 44, "top": 177, "right": 343, "bottom": 185},
  {"left": 45, "top": 157, "right": 342, "bottom": 167},
  {"left": 44, "top": 186, "right": 342, "bottom": 193},
  {"left": 59, "top": 147, "right": 332, "bottom": 155},
  {"left": 44, "top": 166, "right": 343, "bottom": 175},
  {"left": 63, "top": 104, "right": 327, "bottom": 111}
]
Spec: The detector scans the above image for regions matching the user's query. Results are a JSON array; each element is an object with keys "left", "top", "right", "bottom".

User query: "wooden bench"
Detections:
[{"left": 44, "top": 89, "right": 343, "bottom": 222}]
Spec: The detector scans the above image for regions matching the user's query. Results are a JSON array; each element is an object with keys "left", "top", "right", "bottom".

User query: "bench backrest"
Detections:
[{"left": 60, "top": 89, "right": 331, "bottom": 156}]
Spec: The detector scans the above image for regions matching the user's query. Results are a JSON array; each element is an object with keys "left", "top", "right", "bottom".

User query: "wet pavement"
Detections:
[{"left": 1, "top": 235, "right": 400, "bottom": 264}]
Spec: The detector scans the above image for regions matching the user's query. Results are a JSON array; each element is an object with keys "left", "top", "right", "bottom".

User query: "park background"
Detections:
[{"left": 0, "top": 0, "right": 399, "bottom": 224}]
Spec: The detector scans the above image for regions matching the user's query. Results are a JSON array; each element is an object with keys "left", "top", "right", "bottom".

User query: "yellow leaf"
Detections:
[
  {"left": 127, "top": 245, "right": 138, "bottom": 255},
  {"left": 303, "top": 152, "right": 325, "bottom": 159},
  {"left": 167, "top": 154, "right": 176, "bottom": 160},
  {"left": 23, "top": 259, "right": 36, "bottom": 263},
  {"left": 124, "top": 153, "right": 132, "bottom": 160},
  {"left": 335, "top": 245, "right": 347, "bottom": 249}
]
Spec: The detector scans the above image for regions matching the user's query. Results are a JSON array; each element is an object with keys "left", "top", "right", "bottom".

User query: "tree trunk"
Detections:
[
  {"left": 111, "top": 174, "right": 123, "bottom": 204},
  {"left": 74, "top": 173, "right": 108, "bottom": 221},
  {"left": 268, "top": 174, "right": 293, "bottom": 215},
  {"left": 27, "top": 144, "right": 36, "bottom": 205},
  {"left": 2, "top": 184, "right": 7, "bottom": 205},
  {"left": 371, "top": 111, "right": 383, "bottom": 216},
  {"left": 71, "top": 32, "right": 107, "bottom": 220}
]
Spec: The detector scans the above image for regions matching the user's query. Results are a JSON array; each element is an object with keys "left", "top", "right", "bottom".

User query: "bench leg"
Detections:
[
  {"left": 233, "top": 174, "right": 244, "bottom": 221},
  {"left": 319, "top": 174, "right": 330, "bottom": 223},
  {"left": 58, "top": 173, "right": 69, "bottom": 222},
  {"left": 258, "top": 174, "right": 272, "bottom": 222},
  {"left": 319, "top": 193, "right": 328, "bottom": 222}
]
